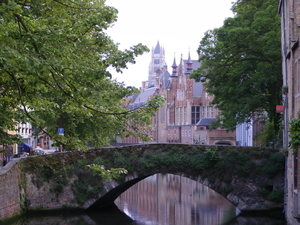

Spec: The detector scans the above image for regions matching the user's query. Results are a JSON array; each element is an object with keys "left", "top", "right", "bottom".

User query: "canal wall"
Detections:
[{"left": 0, "top": 158, "right": 22, "bottom": 220}]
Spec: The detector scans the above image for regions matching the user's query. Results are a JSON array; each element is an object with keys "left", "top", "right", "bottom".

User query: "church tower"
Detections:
[{"left": 148, "top": 41, "right": 166, "bottom": 86}]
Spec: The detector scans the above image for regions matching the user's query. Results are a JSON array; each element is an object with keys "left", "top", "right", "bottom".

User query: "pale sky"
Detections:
[{"left": 105, "top": 0, "right": 235, "bottom": 88}]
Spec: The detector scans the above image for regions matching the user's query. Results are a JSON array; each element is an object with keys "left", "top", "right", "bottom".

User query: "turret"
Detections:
[
  {"left": 185, "top": 51, "right": 193, "bottom": 75},
  {"left": 171, "top": 55, "right": 178, "bottom": 77}
]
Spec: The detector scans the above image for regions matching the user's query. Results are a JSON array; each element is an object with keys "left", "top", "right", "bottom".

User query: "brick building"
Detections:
[
  {"left": 117, "top": 42, "right": 236, "bottom": 145},
  {"left": 279, "top": 0, "right": 300, "bottom": 224}
]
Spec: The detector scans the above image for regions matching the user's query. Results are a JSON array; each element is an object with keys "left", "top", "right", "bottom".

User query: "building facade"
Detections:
[
  {"left": 117, "top": 42, "right": 236, "bottom": 145},
  {"left": 279, "top": 1, "right": 300, "bottom": 224}
]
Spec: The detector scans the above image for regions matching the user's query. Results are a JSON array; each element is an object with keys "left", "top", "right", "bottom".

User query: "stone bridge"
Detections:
[{"left": 0, "top": 144, "right": 285, "bottom": 220}]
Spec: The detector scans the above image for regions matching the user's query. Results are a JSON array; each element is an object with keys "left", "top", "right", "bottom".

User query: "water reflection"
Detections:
[
  {"left": 2, "top": 207, "right": 137, "bottom": 225},
  {"left": 115, "top": 174, "right": 236, "bottom": 225}
]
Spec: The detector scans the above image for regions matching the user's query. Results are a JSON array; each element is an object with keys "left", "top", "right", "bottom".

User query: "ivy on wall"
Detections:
[{"left": 289, "top": 113, "right": 300, "bottom": 152}]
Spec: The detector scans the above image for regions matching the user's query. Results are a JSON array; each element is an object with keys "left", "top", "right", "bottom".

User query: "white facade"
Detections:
[
  {"left": 18, "top": 122, "right": 37, "bottom": 147},
  {"left": 236, "top": 121, "right": 253, "bottom": 147}
]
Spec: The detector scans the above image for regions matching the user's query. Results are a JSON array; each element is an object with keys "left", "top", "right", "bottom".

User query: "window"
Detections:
[
  {"left": 191, "top": 106, "right": 200, "bottom": 124},
  {"left": 294, "top": 155, "right": 298, "bottom": 188},
  {"left": 175, "top": 107, "right": 179, "bottom": 125},
  {"left": 205, "top": 92, "right": 209, "bottom": 100},
  {"left": 161, "top": 106, "right": 165, "bottom": 123},
  {"left": 177, "top": 90, "right": 181, "bottom": 101},
  {"left": 209, "top": 106, "right": 214, "bottom": 117},
  {"left": 179, "top": 107, "right": 182, "bottom": 125},
  {"left": 154, "top": 59, "right": 160, "bottom": 64},
  {"left": 177, "top": 90, "right": 185, "bottom": 101},
  {"left": 184, "top": 107, "right": 187, "bottom": 125},
  {"left": 295, "top": 60, "right": 300, "bottom": 94}
]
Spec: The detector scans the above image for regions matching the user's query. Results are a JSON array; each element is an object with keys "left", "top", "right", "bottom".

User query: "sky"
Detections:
[{"left": 105, "top": 0, "right": 235, "bottom": 88}]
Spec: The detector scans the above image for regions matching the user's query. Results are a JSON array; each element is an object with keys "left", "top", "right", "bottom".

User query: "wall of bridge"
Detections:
[
  {"left": 0, "top": 144, "right": 286, "bottom": 221},
  {"left": 0, "top": 159, "right": 22, "bottom": 220}
]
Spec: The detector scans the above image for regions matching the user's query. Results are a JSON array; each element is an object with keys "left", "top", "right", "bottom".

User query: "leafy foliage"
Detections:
[
  {"left": 267, "top": 188, "right": 284, "bottom": 203},
  {"left": 72, "top": 172, "right": 104, "bottom": 204},
  {"left": 0, "top": 0, "right": 164, "bottom": 149},
  {"left": 191, "top": 0, "right": 282, "bottom": 138},
  {"left": 258, "top": 186, "right": 284, "bottom": 203},
  {"left": 289, "top": 113, "right": 300, "bottom": 152},
  {"left": 254, "top": 120, "right": 282, "bottom": 148},
  {"left": 86, "top": 164, "right": 127, "bottom": 180},
  {"left": 258, "top": 152, "right": 285, "bottom": 178}
]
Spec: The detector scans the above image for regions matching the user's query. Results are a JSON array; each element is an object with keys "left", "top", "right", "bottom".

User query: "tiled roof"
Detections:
[
  {"left": 196, "top": 117, "right": 216, "bottom": 126},
  {"left": 159, "top": 70, "right": 171, "bottom": 87},
  {"left": 129, "top": 87, "right": 157, "bottom": 109}
]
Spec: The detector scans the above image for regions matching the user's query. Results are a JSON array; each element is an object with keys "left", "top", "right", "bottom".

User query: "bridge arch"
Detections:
[
  {"left": 19, "top": 144, "right": 285, "bottom": 213},
  {"left": 86, "top": 168, "right": 280, "bottom": 212},
  {"left": 86, "top": 172, "right": 230, "bottom": 211}
]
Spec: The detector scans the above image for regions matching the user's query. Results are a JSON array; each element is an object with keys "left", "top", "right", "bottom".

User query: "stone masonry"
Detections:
[{"left": 0, "top": 159, "right": 22, "bottom": 220}]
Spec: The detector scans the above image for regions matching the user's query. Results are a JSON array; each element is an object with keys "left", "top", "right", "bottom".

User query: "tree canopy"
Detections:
[
  {"left": 191, "top": 0, "right": 282, "bottom": 141},
  {"left": 0, "top": 0, "right": 164, "bottom": 149}
]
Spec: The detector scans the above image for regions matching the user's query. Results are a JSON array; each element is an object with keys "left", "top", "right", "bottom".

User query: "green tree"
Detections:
[
  {"left": 191, "top": 0, "right": 282, "bottom": 144},
  {"left": 0, "top": 0, "right": 164, "bottom": 149}
]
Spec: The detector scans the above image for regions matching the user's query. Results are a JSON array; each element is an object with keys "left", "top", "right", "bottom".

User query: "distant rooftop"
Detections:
[{"left": 196, "top": 117, "right": 216, "bottom": 126}]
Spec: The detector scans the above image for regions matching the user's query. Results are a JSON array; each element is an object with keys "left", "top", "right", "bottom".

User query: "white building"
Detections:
[{"left": 236, "top": 121, "right": 253, "bottom": 147}]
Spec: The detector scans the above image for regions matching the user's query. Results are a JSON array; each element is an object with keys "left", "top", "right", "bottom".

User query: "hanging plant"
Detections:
[
  {"left": 282, "top": 86, "right": 288, "bottom": 95},
  {"left": 289, "top": 114, "right": 300, "bottom": 152}
]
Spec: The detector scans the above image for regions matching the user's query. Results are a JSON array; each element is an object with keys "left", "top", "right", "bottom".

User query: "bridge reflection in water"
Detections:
[{"left": 115, "top": 173, "right": 236, "bottom": 225}]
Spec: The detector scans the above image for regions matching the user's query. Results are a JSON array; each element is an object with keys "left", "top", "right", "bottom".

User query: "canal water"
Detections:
[{"left": 3, "top": 174, "right": 286, "bottom": 225}]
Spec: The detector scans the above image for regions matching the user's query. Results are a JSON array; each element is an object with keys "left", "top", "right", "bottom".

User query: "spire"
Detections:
[
  {"left": 178, "top": 54, "right": 183, "bottom": 76},
  {"left": 172, "top": 56, "right": 177, "bottom": 67},
  {"left": 187, "top": 50, "right": 192, "bottom": 64},
  {"left": 171, "top": 53, "right": 178, "bottom": 77},
  {"left": 185, "top": 50, "right": 193, "bottom": 75},
  {"left": 154, "top": 40, "right": 160, "bottom": 54}
]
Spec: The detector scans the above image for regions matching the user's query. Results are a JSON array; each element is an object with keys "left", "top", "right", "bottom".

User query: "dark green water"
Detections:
[{"left": 2, "top": 174, "right": 286, "bottom": 225}]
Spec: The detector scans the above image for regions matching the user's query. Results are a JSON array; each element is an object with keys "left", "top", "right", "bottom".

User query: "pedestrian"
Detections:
[
  {"left": 30, "top": 147, "right": 35, "bottom": 155},
  {"left": 7, "top": 146, "right": 13, "bottom": 162},
  {"left": 21, "top": 152, "right": 28, "bottom": 158},
  {"left": 3, "top": 156, "right": 7, "bottom": 166}
]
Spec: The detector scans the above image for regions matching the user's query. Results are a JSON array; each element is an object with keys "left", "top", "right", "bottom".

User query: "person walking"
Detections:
[{"left": 2, "top": 156, "right": 7, "bottom": 166}]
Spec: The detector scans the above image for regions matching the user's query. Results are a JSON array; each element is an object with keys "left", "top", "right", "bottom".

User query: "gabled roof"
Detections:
[
  {"left": 196, "top": 117, "right": 216, "bottom": 126},
  {"left": 129, "top": 86, "right": 157, "bottom": 109},
  {"left": 159, "top": 70, "right": 171, "bottom": 87},
  {"left": 166, "top": 78, "right": 172, "bottom": 89}
]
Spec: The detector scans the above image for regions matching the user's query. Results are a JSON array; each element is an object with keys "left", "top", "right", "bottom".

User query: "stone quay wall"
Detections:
[{"left": 0, "top": 159, "right": 22, "bottom": 220}]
